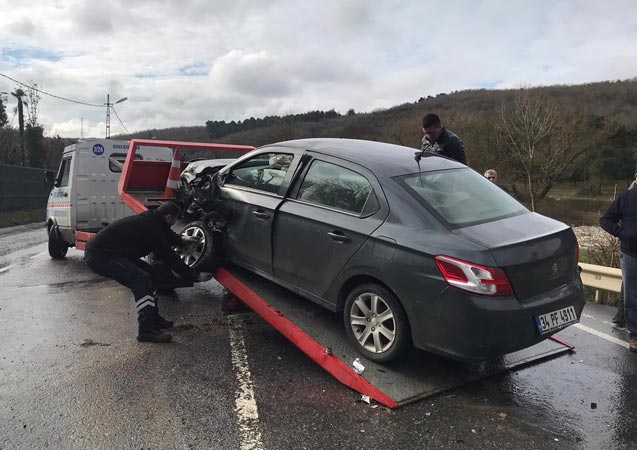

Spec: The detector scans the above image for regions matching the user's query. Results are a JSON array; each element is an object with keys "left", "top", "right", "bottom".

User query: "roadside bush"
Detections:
[{"left": 0, "top": 209, "right": 45, "bottom": 228}]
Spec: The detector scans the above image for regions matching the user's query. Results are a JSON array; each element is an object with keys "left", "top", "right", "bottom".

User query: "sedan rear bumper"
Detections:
[{"left": 410, "top": 276, "right": 586, "bottom": 361}]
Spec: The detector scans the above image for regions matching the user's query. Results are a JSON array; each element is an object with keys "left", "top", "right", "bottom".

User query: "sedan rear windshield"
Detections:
[{"left": 399, "top": 168, "right": 527, "bottom": 227}]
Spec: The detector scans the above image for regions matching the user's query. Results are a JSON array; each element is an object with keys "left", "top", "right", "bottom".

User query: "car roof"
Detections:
[{"left": 266, "top": 138, "right": 465, "bottom": 177}]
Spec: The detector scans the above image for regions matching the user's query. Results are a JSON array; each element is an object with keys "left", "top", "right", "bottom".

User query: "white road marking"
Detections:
[
  {"left": 0, "top": 265, "right": 13, "bottom": 274},
  {"left": 30, "top": 251, "right": 48, "bottom": 259},
  {"left": 573, "top": 323, "right": 629, "bottom": 349},
  {"left": 228, "top": 315, "right": 265, "bottom": 450}
]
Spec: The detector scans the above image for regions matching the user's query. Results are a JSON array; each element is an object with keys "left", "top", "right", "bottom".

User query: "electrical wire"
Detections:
[
  {"left": 2, "top": 71, "right": 133, "bottom": 134},
  {"left": 111, "top": 106, "right": 131, "bottom": 136},
  {"left": 0, "top": 72, "right": 105, "bottom": 107}
]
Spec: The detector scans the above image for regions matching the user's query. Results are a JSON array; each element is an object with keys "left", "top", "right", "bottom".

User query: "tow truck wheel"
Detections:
[
  {"left": 343, "top": 283, "right": 411, "bottom": 363},
  {"left": 176, "top": 221, "right": 217, "bottom": 271},
  {"left": 48, "top": 225, "right": 68, "bottom": 259}
]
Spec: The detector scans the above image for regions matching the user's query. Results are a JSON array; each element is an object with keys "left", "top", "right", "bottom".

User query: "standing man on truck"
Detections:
[
  {"left": 84, "top": 202, "right": 210, "bottom": 343},
  {"left": 418, "top": 113, "right": 468, "bottom": 165}
]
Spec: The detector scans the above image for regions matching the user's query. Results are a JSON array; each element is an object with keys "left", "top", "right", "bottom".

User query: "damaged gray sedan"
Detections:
[{"left": 176, "top": 138, "right": 585, "bottom": 363}]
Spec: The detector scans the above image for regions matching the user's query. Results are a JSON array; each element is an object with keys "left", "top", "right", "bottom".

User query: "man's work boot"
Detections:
[
  {"left": 153, "top": 296, "right": 174, "bottom": 328},
  {"left": 136, "top": 295, "right": 171, "bottom": 342},
  {"left": 612, "top": 299, "right": 625, "bottom": 328},
  {"left": 137, "top": 328, "right": 172, "bottom": 343},
  {"left": 155, "top": 314, "right": 174, "bottom": 329}
]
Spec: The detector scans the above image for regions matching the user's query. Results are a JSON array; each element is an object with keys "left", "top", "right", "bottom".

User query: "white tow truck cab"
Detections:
[{"left": 46, "top": 139, "right": 172, "bottom": 258}]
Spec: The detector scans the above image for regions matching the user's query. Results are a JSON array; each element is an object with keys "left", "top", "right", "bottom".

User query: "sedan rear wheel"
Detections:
[{"left": 343, "top": 283, "right": 411, "bottom": 363}]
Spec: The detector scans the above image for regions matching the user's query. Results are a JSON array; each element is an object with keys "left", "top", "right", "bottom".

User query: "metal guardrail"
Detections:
[{"left": 579, "top": 262, "right": 622, "bottom": 301}]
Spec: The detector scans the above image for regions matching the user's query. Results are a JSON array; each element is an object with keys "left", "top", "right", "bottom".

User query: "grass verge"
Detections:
[{"left": 0, "top": 209, "right": 45, "bottom": 228}]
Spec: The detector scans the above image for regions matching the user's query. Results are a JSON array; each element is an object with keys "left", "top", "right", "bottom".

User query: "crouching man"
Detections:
[{"left": 84, "top": 202, "right": 210, "bottom": 343}]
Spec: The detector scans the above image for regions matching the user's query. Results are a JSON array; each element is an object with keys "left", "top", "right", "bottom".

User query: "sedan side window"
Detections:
[
  {"left": 297, "top": 160, "right": 372, "bottom": 214},
  {"left": 226, "top": 153, "right": 294, "bottom": 194}
]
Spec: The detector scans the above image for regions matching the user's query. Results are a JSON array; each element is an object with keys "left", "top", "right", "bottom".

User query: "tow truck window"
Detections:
[
  {"left": 297, "top": 160, "right": 372, "bottom": 214},
  {"left": 56, "top": 157, "right": 72, "bottom": 187},
  {"left": 226, "top": 152, "right": 293, "bottom": 194},
  {"left": 109, "top": 153, "right": 143, "bottom": 173}
]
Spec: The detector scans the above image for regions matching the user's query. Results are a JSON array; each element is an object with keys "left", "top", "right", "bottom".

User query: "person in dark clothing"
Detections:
[
  {"left": 419, "top": 113, "right": 467, "bottom": 165},
  {"left": 612, "top": 180, "right": 636, "bottom": 328},
  {"left": 614, "top": 284, "right": 626, "bottom": 328},
  {"left": 600, "top": 168, "right": 637, "bottom": 352},
  {"left": 484, "top": 169, "right": 511, "bottom": 194},
  {"left": 84, "top": 202, "right": 208, "bottom": 343}
]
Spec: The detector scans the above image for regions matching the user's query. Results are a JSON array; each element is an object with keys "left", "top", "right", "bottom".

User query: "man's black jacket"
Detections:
[
  {"left": 420, "top": 128, "right": 467, "bottom": 165},
  {"left": 600, "top": 187, "right": 637, "bottom": 257},
  {"left": 85, "top": 210, "right": 197, "bottom": 280}
]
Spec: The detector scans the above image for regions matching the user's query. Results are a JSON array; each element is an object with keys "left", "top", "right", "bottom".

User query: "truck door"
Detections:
[{"left": 46, "top": 153, "right": 74, "bottom": 234}]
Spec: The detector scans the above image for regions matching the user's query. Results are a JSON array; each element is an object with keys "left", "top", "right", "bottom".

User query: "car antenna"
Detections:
[{"left": 414, "top": 150, "right": 427, "bottom": 187}]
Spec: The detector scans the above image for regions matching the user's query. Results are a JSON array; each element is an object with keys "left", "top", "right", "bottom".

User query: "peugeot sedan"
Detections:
[{"left": 177, "top": 138, "right": 585, "bottom": 363}]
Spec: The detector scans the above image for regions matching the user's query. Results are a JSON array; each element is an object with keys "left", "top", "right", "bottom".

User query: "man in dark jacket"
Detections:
[
  {"left": 84, "top": 202, "right": 207, "bottom": 343},
  {"left": 419, "top": 113, "right": 467, "bottom": 165},
  {"left": 600, "top": 170, "right": 637, "bottom": 352}
]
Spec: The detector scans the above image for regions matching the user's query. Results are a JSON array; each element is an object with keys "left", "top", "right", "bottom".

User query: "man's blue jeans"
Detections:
[
  {"left": 84, "top": 251, "right": 159, "bottom": 332},
  {"left": 620, "top": 251, "right": 637, "bottom": 340}
]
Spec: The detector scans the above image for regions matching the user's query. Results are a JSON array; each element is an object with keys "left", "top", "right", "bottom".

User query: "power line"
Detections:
[
  {"left": 111, "top": 106, "right": 131, "bottom": 136},
  {"left": 0, "top": 72, "right": 104, "bottom": 107}
]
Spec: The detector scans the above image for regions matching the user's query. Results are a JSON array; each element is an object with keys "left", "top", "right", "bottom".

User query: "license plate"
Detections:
[{"left": 535, "top": 306, "right": 578, "bottom": 334}]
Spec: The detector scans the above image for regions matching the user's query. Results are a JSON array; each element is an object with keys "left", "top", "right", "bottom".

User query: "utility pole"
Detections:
[
  {"left": 104, "top": 94, "right": 127, "bottom": 139},
  {"left": 11, "top": 89, "right": 26, "bottom": 165},
  {"left": 81, "top": 117, "right": 83, "bottom": 139},
  {"left": 105, "top": 94, "right": 111, "bottom": 139}
]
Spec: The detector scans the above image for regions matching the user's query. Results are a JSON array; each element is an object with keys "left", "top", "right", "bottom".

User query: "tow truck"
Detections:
[{"left": 65, "top": 138, "right": 577, "bottom": 409}]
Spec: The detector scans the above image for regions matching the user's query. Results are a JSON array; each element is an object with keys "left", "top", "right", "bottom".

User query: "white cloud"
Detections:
[{"left": 0, "top": 0, "right": 636, "bottom": 138}]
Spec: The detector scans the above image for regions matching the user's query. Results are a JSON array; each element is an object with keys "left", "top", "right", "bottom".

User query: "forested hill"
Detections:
[{"left": 126, "top": 79, "right": 637, "bottom": 192}]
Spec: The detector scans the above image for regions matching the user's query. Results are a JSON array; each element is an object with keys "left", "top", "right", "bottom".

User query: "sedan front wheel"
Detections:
[
  {"left": 343, "top": 283, "right": 411, "bottom": 363},
  {"left": 175, "top": 221, "right": 218, "bottom": 271}
]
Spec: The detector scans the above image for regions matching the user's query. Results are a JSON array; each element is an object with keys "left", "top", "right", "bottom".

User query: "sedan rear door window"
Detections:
[
  {"left": 226, "top": 153, "right": 294, "bottom": 194},
  {"left": 401, "top": 168, "right": 526, "bottom": 226},
  {"left": 297, "top": 160, "right": 372, "bottom": 214}
]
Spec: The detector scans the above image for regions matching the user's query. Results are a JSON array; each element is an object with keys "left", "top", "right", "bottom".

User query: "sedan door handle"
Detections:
[
  {"left": 252, "top": 210, "right": 269, "bottom": 220},
  {"left": 327, "top": 231, "right": 351, "bottom": 243}
]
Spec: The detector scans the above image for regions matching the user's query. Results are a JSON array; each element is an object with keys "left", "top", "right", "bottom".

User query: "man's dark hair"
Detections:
[
  {"left": 157, "top": 201, "right": 181, "bottom": 217},
  {"left": 422, "top": 113, "right": 441, "bottom": 128}
]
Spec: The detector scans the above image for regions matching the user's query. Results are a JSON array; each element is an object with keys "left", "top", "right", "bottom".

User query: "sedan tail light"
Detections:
[
  {"left": 575, "top": 242, "right": 579, "bottom": 265},
  {"left": 435, "top": 255, "right": 513, "bottom": 297}
]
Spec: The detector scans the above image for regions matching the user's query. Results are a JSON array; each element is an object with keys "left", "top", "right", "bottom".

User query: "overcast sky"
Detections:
[{"left": 1, "top": 0, "right": 636, "bottom": 139}]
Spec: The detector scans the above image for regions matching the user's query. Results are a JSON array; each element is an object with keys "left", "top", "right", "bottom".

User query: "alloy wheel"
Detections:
[
  {"left": 175, "top": 225, "right": 207, "bottom": 267},
  {"left": 349, "top": 292, "right": 396, "bottom": 353}
]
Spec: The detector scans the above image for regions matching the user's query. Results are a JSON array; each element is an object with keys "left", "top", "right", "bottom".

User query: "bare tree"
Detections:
[
  {"left": 24, "top": 81, "right": 41, "bottom": 128},
  {"left": 498, "top": 89, "right": 592, "bottom": 210},
  {"left": 0, "top": 94, "right": 8, "bottom": 128}
]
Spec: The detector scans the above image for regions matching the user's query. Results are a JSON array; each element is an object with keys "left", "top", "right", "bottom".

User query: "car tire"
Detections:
[
  {"left": 48, "top": 225, "right": 68, "bottom": 260},
  {"left": 343, "top": 283, "right": 411, "bottom": 363},
  {"left": 175, "top": 221, "right": 218, "bottom": 272}
]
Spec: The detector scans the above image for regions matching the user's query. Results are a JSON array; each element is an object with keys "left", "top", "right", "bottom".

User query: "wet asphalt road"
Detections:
[{"left": 1, "top": 224, "right": 637, "bottom": 450}]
